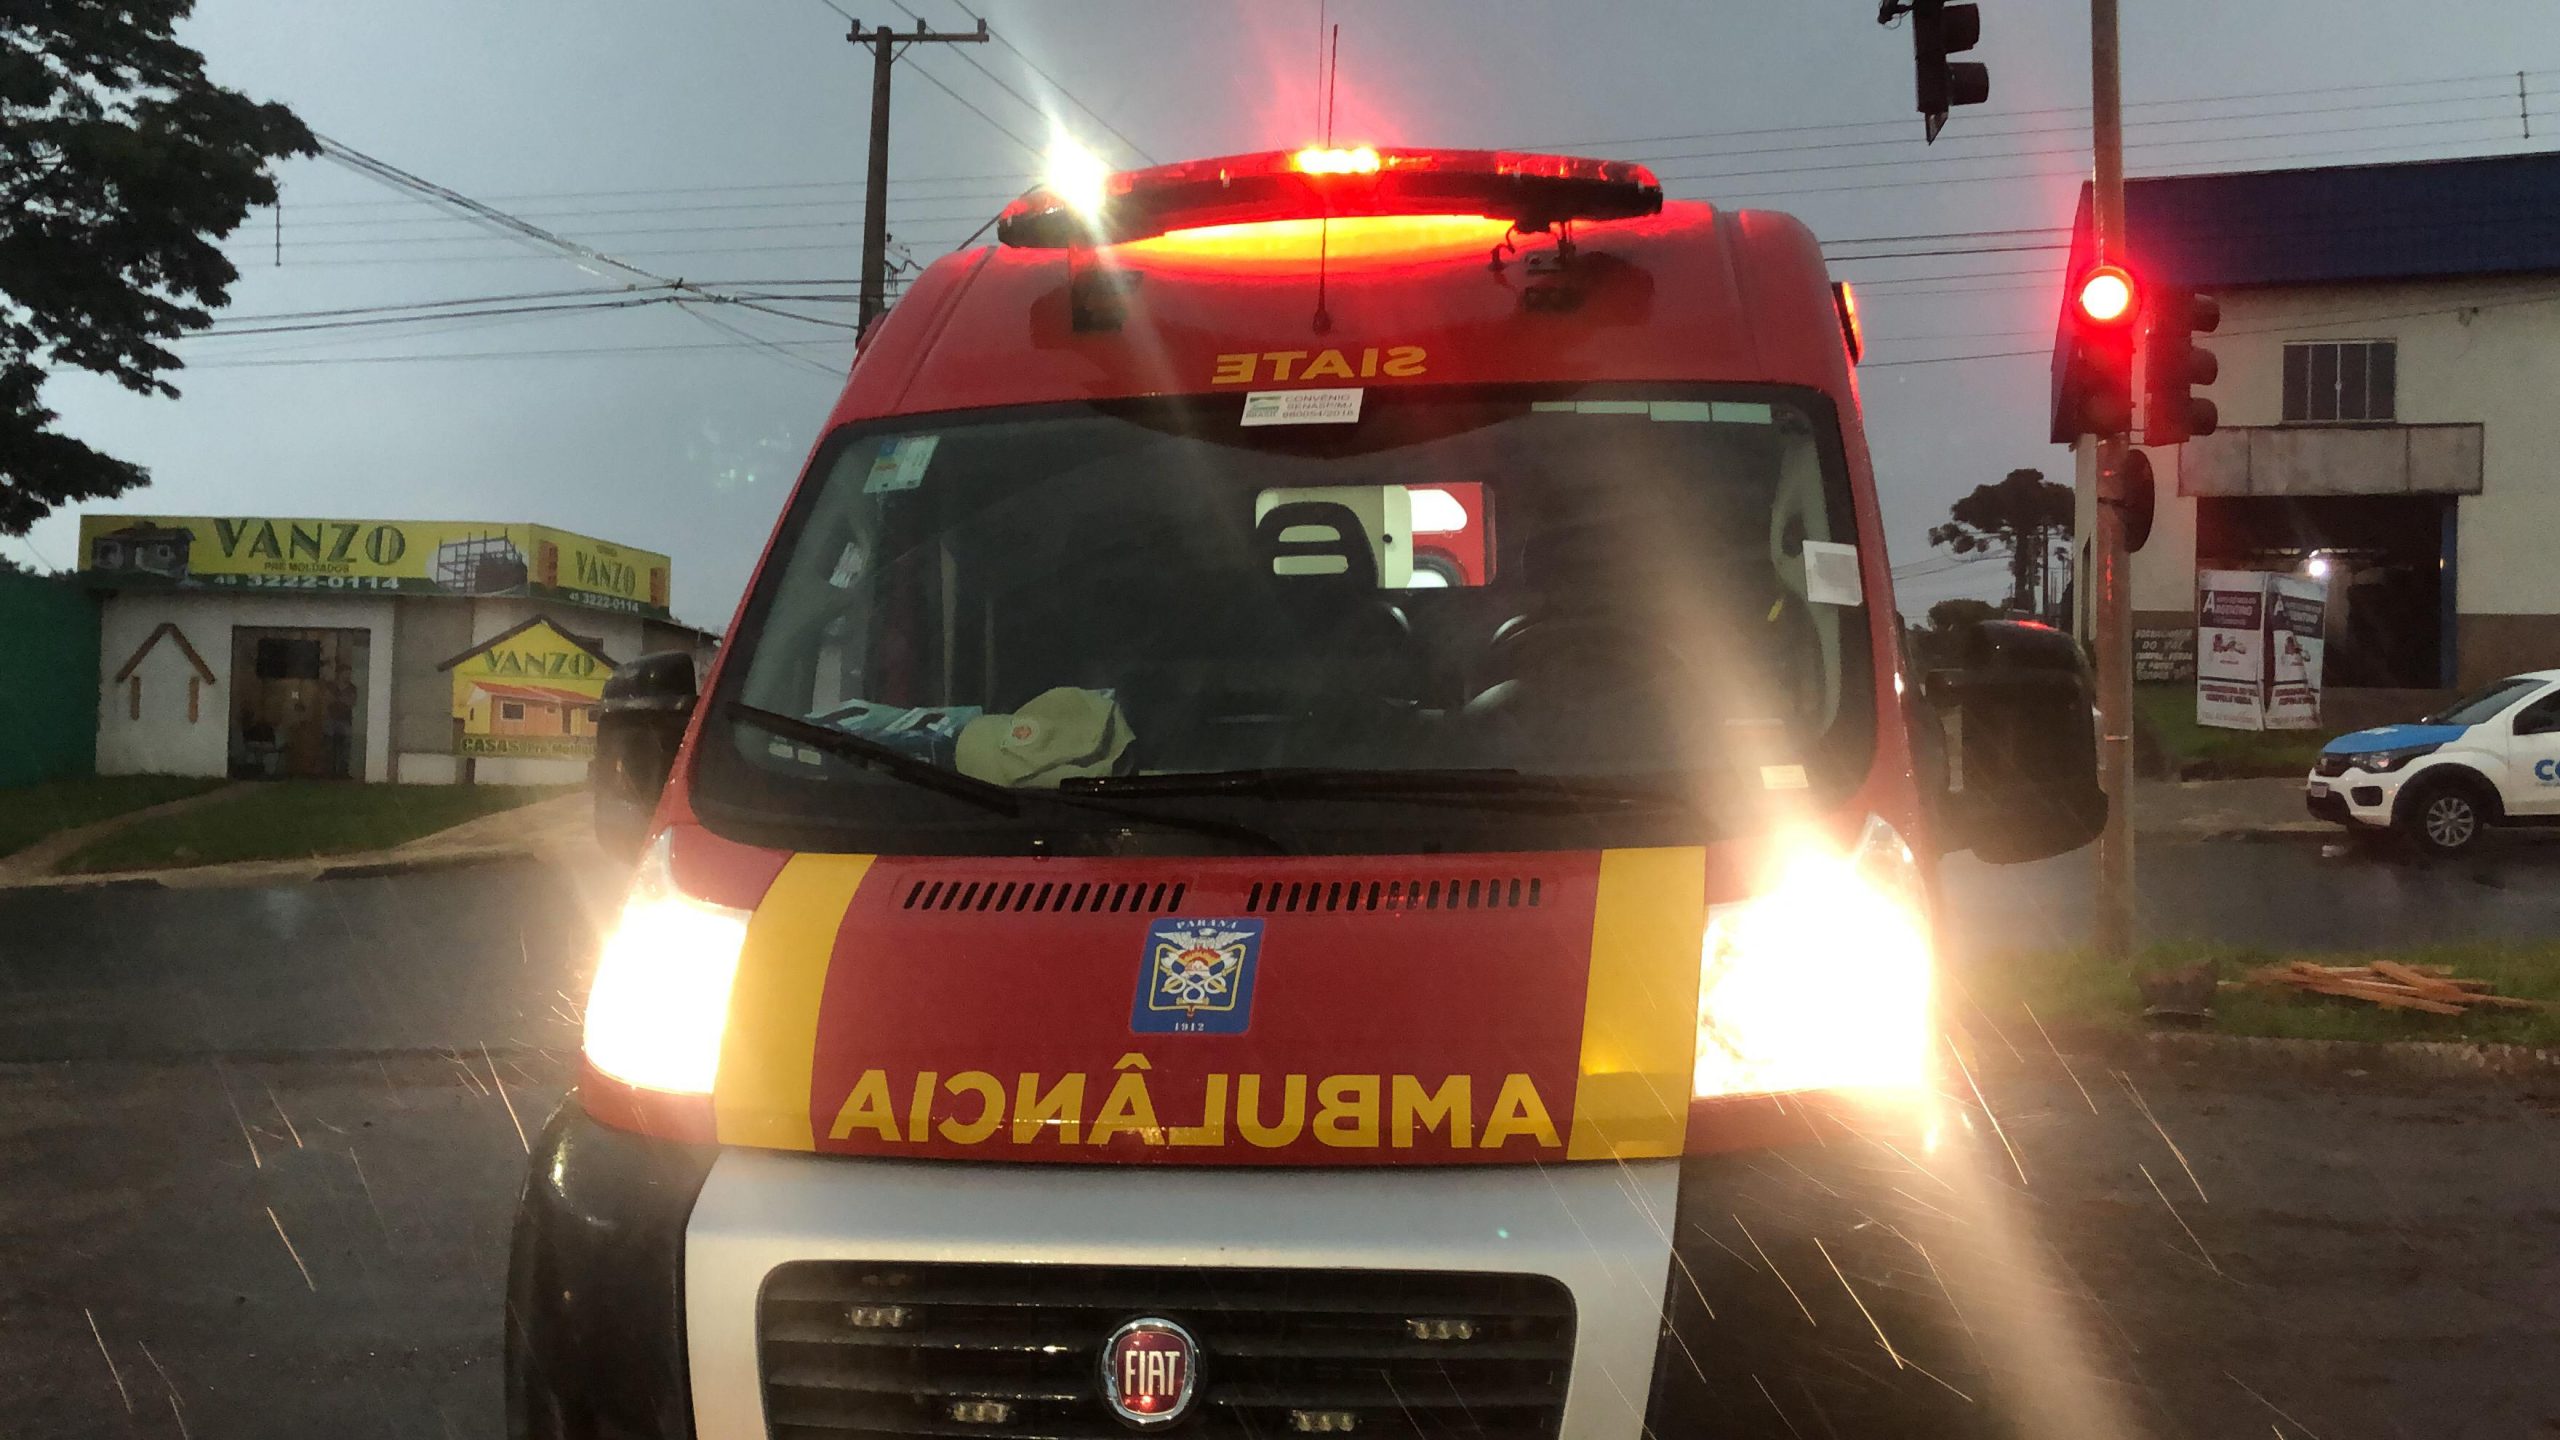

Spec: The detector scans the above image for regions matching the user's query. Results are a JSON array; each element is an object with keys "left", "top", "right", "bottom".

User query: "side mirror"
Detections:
[
  {"left": 1923, "top": 621, "right": 2106, "bottom": 864},
  {"left": 592, "top": 652, "right": 698, "bottom": 856}
]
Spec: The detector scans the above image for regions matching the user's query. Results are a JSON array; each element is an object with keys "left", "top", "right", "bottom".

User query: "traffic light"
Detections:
[
  {"left": 2052, "top": 263, "right": 2140, "bottom": 440},
  {"left": 2143, "top": 285, "right": 2221, "bottom": 446},
  {"left": 1911, "top": 0, "right": 1989, "bottom": 142}
]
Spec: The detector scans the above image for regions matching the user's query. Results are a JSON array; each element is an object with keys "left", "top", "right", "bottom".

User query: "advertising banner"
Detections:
[
  {"left": 79, "top": 514, "right": 672, "bottom": 621},
  {"left": 2135, "top": 628, "right": 2198, "bottom": 683},
  {"left": 2196, "top": 570, "right": 2268, "bottom": 731},
  {"left": 444, "top": 616, "right": 615, "bottom": 759},
  {"left": 2267, "top": 574, "right": 2329, "bottom": 730}
]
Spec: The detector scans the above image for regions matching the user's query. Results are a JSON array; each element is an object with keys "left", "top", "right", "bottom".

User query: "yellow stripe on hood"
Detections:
[
  {"left": 1568, "top": 847, "right": 1707, "bottom": 1160},
  {"left": 713, "top": 853, "right": 874, "bottom": 1149}
]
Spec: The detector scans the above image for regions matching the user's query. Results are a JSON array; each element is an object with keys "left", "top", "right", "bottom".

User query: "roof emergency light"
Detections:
[
  {"left": 997, "top": 145, "right": 1664, "bottom": 249},
  {"left": 1293, "top": 145, "right": 1381, "bottom": 175},
  {"left": 1043, "top": 133, "right": 1113, "bottom": 222}
]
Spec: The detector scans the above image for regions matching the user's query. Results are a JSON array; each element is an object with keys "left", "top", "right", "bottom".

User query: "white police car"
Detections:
[{"left": 2307, "top": 668, "right": 2560, "bottom": 855}]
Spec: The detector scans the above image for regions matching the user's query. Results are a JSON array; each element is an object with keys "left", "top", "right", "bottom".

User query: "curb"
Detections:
[
  {"left": 309, "top": 848, "right": 539, "bottom": 884},
  {"left": 2139, "top": 826, "right": 2332, "bottom": 845},
  {"left": 0, "top": 844, "right": 555, "bottom": 894},
  {"left": 2042, "top": 1024, "right": 2560, "bottom": 1080}
]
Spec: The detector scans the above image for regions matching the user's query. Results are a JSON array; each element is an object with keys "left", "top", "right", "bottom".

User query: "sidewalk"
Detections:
[
  {"left": 0, "top": 782, "right": 250, "bottom": 883},
  {"left": 2132, "top": 775, "right": 2328, "bottom": 841},
  {"left": 0, "top": 791, "right": 598, "bottom": 891}
]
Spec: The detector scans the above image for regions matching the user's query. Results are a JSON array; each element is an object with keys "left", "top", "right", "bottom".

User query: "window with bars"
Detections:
[{"left": 2282, "top": 340, "right": 2397, "bottom": 422}]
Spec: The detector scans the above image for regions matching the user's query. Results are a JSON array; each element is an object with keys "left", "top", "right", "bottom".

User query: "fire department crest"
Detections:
[{"left": 1130, "top": 918, "right": 1264, "bottom": 1035}]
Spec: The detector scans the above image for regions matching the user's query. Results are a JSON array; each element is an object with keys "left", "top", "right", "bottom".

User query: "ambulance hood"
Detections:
[{"left": 681, "top": 832, "right": 1717, "bottom": 1167}]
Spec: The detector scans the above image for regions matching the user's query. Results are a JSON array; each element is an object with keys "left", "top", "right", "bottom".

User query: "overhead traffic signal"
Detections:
[
  {"left": 2143, "top": 285, "right": 2221, "bottom": 446},
  {"left": 1911, "top": 0, "right": 1989, "bottom": 142},
  {"left": 2053, "top": 263, "right": 2140, "bottom": 440}
]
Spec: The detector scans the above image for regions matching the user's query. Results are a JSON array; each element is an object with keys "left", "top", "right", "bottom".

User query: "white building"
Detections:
[
  {"left": 80, "top": 514, "right": 712, "bottom": 785},
  {"left": 2060, "top": 151, "right": 2560, "bottom": 697}
]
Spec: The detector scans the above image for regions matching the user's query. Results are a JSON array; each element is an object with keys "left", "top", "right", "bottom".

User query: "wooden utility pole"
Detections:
[
  {"left": 851, "top": 17, "right": 990, "bottom": 332},
  {"left": 2089, "top": 0, "right": 2136, "bottom": 964}
]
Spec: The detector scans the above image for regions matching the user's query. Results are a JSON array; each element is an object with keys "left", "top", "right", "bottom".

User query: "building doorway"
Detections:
[
  {"left": 230, "top": 627, "right": 370, "bottom": 779},
  {"left": 2195, "top": 495, "right": 2452, "bottom": 689}
]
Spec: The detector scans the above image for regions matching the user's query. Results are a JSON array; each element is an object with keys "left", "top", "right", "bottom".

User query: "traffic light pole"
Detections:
[
  {"left": 2089, "top": 0, "right": 2137, "bottom": 966},
  {"left": 853, "top": 19, "right": 990, "bottom": 332}
]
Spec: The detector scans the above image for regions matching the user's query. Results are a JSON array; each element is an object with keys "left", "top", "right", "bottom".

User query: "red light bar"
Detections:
[{"left": 997, "top": 146, "right": 1663, "bottom": 249}]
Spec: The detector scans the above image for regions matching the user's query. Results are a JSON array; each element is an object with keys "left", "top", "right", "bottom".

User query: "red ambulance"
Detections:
[{"left": 513, "top": 145, "right": 2105, "bottom": 1440}]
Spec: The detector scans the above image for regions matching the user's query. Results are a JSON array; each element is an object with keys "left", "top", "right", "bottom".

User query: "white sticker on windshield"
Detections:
[
  {"left": 863, "top": 435, "right": 941, "bottom": 493},
  {"left": 827, "top": 541, "right": 867, "bottom": 589},
  {"left": 1801, "top": 540, "right": 1864, "bottom": 607},
  {"left": 1759, "top": 764, "right": 1810, "bottom": 791},
  {"left": 1241, "top": 388, "right": 1364, "bottom": 427}
]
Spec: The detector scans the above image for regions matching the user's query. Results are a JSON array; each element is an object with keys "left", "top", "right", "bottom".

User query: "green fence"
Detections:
[{"left": 0, "top": 572, "right": 101, "bottom": 786}]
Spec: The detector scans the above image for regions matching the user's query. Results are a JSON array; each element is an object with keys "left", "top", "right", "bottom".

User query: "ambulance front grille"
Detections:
[
  {"left": 1244, "top": 876, "right": 1541, "bottom": 914},
  {"left": 757, "top": 1262, "right": 1576, "bottom": 1440},
  {"left": 901, "top": 878, "right": 1189, "bottom": 915}
]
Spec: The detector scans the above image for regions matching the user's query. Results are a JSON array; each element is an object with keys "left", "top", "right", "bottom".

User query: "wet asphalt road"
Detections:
[
  {"left": 1942, "top": 834, "right": 2560, "bottom": 958},
  {"left": 0, "top": 842, "right": 2555, "bottom": 1438}
]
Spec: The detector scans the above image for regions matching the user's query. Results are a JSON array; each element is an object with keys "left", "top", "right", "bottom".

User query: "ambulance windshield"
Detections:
[{"left": 698, "top": 385, "right": 1875, "bottom": 853}]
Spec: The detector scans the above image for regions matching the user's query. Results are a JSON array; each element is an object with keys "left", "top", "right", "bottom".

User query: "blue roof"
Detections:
[{"left": 2073, "top": 149, "right": 2560, "bottom": 290}]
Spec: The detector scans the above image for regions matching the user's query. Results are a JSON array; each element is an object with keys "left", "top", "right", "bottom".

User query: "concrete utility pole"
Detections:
[
  {"left": 2089, "top": 0, "right": 2136, "bottom": 965},
  {"left": 851, "top": 17, "right": 990, "bottom": 332}
]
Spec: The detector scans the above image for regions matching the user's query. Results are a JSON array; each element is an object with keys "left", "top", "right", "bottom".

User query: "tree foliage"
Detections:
[
  {"left": 1925, "top": 597, "right": 1999, "bottom": 633},
  {"left": 1927, "top": 467, "right": 2075, "bottom": 613},
  {"left": 0, "top": 1, "right": 313, "bottom": 533}
]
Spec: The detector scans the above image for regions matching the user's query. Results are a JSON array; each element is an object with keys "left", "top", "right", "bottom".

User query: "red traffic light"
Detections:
[{"left": 2076, "top": 264, "right": 2138, "bottom": 325}]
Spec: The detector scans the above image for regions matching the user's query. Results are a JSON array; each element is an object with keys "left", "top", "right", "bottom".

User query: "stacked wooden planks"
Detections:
[{"left": 2233, "top": 960, "right": 2548, "bottom": 1015}]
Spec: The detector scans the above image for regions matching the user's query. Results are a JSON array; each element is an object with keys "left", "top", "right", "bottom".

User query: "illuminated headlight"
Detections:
[
  {"left": 582, "top": 833, "right": 751, "bottom": 1095},
  {"left": 1694, "top": 816, "right": 1935, "bottom": 1098}
]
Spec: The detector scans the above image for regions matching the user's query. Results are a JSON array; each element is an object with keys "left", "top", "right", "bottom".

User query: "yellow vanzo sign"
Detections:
[
  {"left": 78, "top": 514, "right": 672, "bottom": 620},
  {"left": 441, "top": 616, "right": 618, "bottom": 760}
]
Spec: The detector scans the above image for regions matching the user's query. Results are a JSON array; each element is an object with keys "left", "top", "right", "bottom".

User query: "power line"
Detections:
[
  {"left": 1528, "top": 65, "right": 2560, "bottom": 152},
  {"left": 263, "top": 170, "right": 1035, "bottom": 213},
  {"left": 1692, "top": 124, "right": 2545, "bottom": 204},
  {"left": 185, "top": 335, "right": 850, "bottom": 369},
  {"left": 261, "top": 189, "right": 1027, "bottom": 231},
  {"left": 243, "top": 96, "right": 2513, "bottom": 260},
  {"left": 199, "top": 294, "right": 673, "bottom": 338},
  {"left": 937, "top": 0, "right": 1156, "bottom": 163},
  {"left": 1652, "top": 105, "right": 2522, "bottom": 189},
  {"left": 226, "top": 208, "right": 1005, "bottom": 251},
  {"left": 312, "top": 133, "right": 858, "bottom": 387},
  {"left": 896, "top": 53, "right": 1044, "bottom": 159},
  {"left": 1600, "top": 86, "right": 2523, "bottom": 170}
]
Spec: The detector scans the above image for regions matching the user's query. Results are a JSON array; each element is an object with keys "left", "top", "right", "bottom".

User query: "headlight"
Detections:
[
  {"left": 2357, "top": 744, "right": 2441, "bottom": 773},
  {"left": 1694, "top": 815, "right": 1935, "bottom": 1098},
  {"left": 582, "top": 833, "right": 752, "bottom": 1095}
]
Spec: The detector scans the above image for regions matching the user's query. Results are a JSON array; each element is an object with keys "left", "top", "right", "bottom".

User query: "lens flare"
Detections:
[
  {"left": 582, "top": 836, "right": 751, "bottom": 1095},
  {"left": 1694, "top": 817, "right": 1935, "bottom": 1099},
  {"left": 1044, "top": 132, "right": 1112, "bottom": 221}
]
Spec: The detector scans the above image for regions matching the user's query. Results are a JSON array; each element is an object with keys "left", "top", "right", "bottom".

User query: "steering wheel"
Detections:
[
  {"left": 1480, "top": 613, "right": 1698, "bottom": 693},
  {"left": 1461, "top": 614, "right": 1708, "bottom": 766}
]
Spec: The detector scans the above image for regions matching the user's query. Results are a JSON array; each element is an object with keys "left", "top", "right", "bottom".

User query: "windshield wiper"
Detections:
[
  {"left": 1060, "top": 766, "right": 1696, "bottom": 811},
  {"left": 727, "top": 701, "right": 1288, "bottom": 851},
  {"left": 731, "top": 701, "right": 1021, "bottom": 814}
]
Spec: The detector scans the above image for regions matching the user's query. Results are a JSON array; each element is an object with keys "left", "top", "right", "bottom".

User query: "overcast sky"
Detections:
[{"left": 16, "top": 0, "right": 2557, "bottom": 626}]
